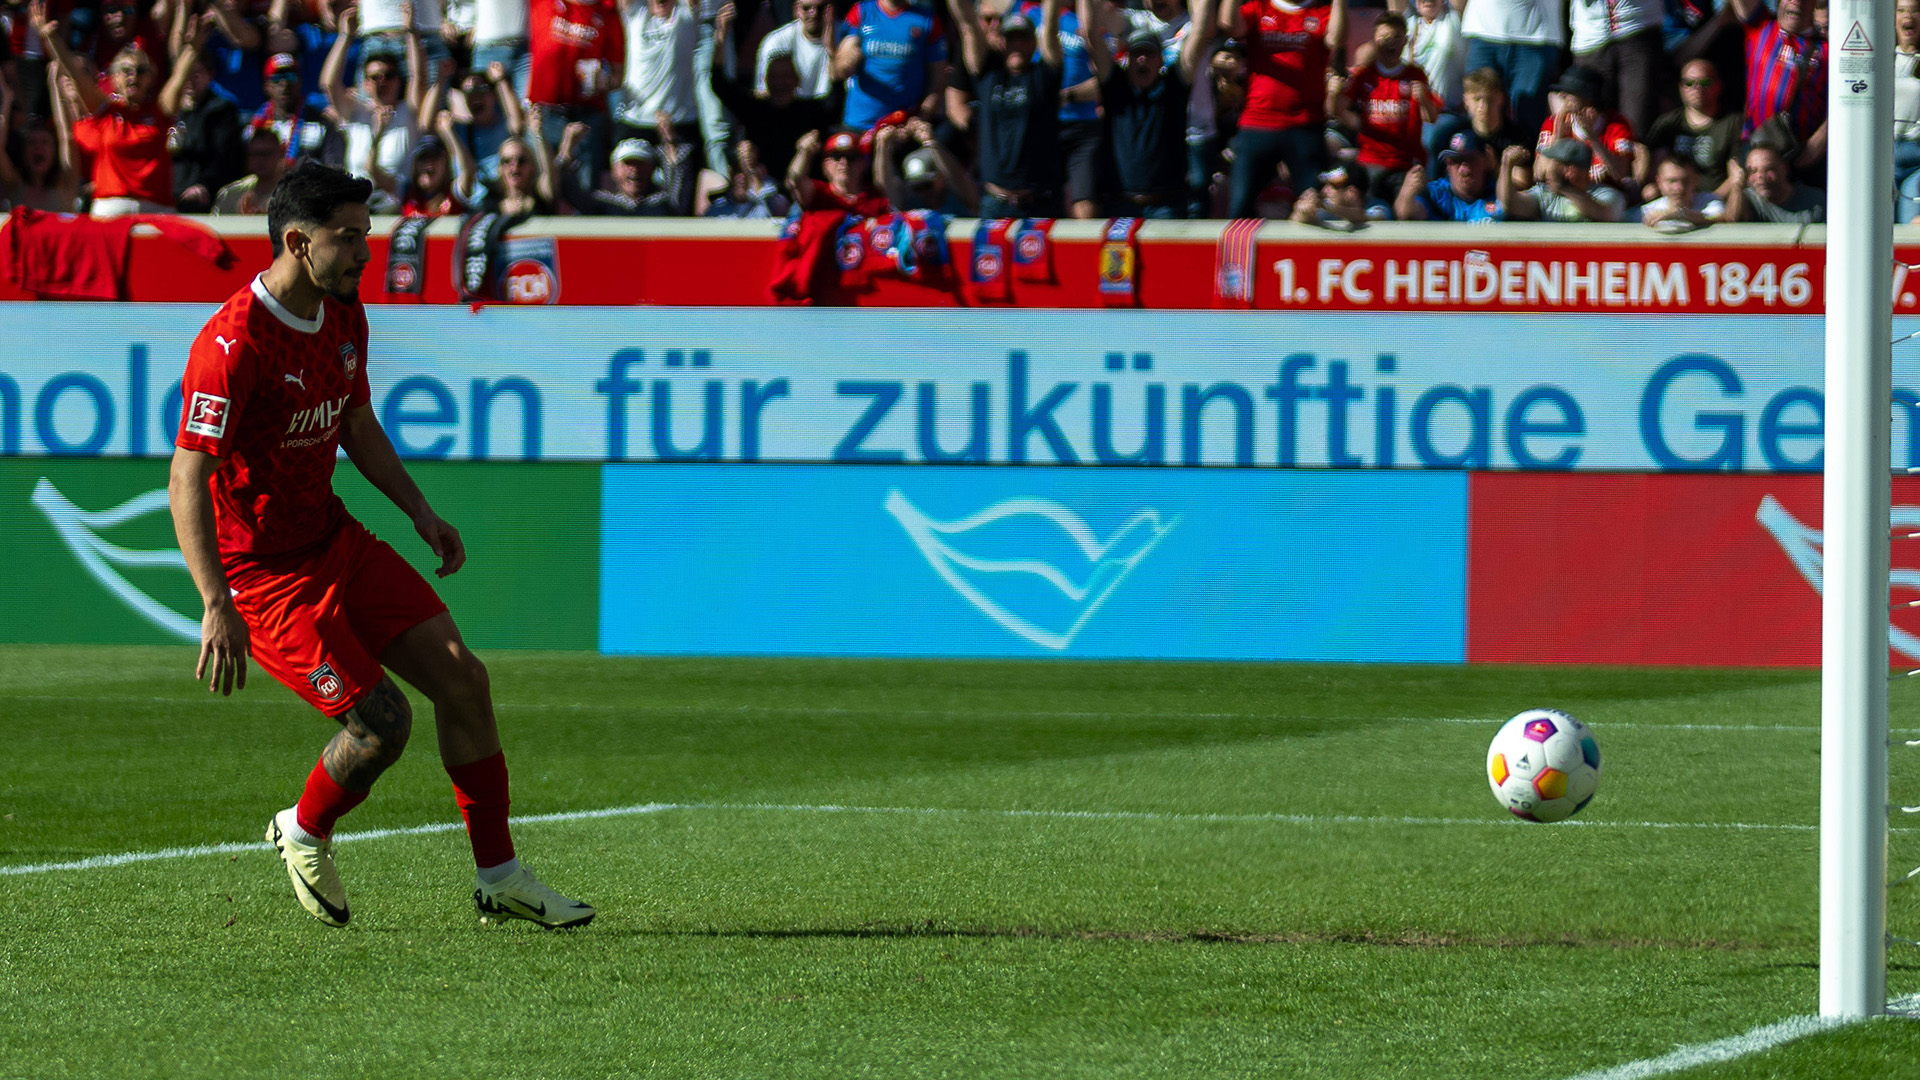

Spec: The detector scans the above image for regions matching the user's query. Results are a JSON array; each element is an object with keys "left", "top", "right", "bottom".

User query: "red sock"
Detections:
[
  {"left": 294, "top": 759, "right": 369, "bottom": 840},
  {"left": 446, "top": 750, "right": 515, "bottom": 869}
]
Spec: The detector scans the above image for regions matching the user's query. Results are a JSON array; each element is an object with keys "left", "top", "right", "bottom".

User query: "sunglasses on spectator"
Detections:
[
  {"left": 824, "top": 151, "right": 858, "bottom": 160},
  {"left": 114, "top": 63, "right": 154, "bottom": 77},
  {"left": 795, "top": 2, "right": 826, "bottom": 9},
  {"left": 366, "top": 68, "right": 400, "bottom": 82},
  {"left": 1680, "top": 77, "right": 1715, "bottom": 87},
  {"left": 500, "top": 154, "right": 531, "bottom": 167}
]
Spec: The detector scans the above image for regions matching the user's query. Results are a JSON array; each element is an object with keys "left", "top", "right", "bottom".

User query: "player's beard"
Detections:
[{"left": 313, "top": 257, "right": 363, "bottom": 301}]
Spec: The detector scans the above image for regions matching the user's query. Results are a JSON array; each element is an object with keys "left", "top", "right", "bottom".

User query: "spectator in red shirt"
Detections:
[
  {"left": 36, "top": 0, "right": 199, "bottom": 214},
  {"left": 529, "top": 0, "right": 624, "bottom": 187},
  {"left": 1336, "top": 11, "right": 1437, "bottom": 201},
  {"left": 786, "top": 126, "right": 892, "bottom": 214},
  {"left": 1536, "top": 64, "right": 1635, "bottom": 191},
  {"left": 1217, "top": 0, "right": 1346, "bottom": 218},
  {"left": 1730, "top": 0, "right": 1826, "bottom": 171}
]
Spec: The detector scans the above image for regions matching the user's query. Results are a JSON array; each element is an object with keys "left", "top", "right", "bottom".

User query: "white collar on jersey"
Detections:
[{"left": 250, "top": 273, "right": 325, "bottom": 335}]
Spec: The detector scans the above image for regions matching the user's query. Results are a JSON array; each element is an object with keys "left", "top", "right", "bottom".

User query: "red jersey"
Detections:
[
  {"left": 175, "top": 276, "right": 372, "bottom": 563},
  {"left": 1240, "top": 0, "right": 1332, "bottom": 131},
  {"left": 528, "top": 0, "right": 625, "bottom": 108},
  {"left": 804, "top": 183, "right": 892, "bottom": 217},
  {"left": 72, "top": 100, "right": 174, "bottom": 204},
  {"left": 1344, "top": 59, "right": 1436, "bottom": 170},
  {"left": 1346, "top": 61, "right": 1437, "bottom": 171},
  {"left": 1537, "top": 110, "right": 1635, "bottom": 183}
]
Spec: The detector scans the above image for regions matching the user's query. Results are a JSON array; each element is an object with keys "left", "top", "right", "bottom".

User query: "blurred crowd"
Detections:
[{"left": 0, "top": 0, "right": 1891, "bottom": 227}]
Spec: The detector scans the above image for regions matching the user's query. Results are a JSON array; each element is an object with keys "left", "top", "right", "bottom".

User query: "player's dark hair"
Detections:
[{"left": 265, "top": 161, "right": 373, "bottom": 257}]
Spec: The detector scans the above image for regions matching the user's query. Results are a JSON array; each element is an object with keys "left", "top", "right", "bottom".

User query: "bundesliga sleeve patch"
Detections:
[
  {"left": 306, "top": 662, "right": 346, "bottom": 703},
  {"left": 184, "top": 392, "right": 232, "bottom": 439}
]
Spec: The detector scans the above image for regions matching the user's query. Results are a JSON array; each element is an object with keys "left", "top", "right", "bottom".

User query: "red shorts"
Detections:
[{"left": 227, "top": 519, "right": 447, "bottom": 717}]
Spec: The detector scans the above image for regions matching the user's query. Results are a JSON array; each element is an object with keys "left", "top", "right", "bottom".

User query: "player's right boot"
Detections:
[{"left": 265, "top": 808, "right": 351, "bottom": 927}]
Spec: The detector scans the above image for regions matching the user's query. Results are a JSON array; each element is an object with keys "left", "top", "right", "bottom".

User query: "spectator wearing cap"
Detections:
[
  {"left": 1724, "top": 141, "right": 1824, "bottom": 222},
  {"left": 528, "top": 0, "right": 623, "bottom": 184},
  {"left": 874, "top": 115, "right": 975, "bottom": 211},
  {"left": 757, "top": 0, "right": 836, "bottom": 98},
  {"left": 1566, "top": 0, "right": 1665, "bottom": 140},
  {"left": 38, "top": 2, "right": 201, "bottom": 215},
  {"left": 1459, "top": 0, "right": 1563, "bottom": 135},
  {"left": 170, "top": 54, "right": 247, "bottom": 212},
  {"left": 787, "top": 126, "right": 894, "bottom": 213},
  {"left": 834, "top": 0, "right": 950, "bottom": 129},
  {"left": 951, "top": 0, "right": 1065, "bottom": 219},
  {"left": 1337, "top": 11, "right": 1438, "bottom": 203},
  {"left": 214, "top": 125, "right": 288, "bottom": 213},
  {"left": 1537, "top": 65, "right": 1634, "bottom": 191},
  {"left": 1395, "top": 129, "right": 1524, "bottom": 221},
  {"left": 1289, "top": 161, "right": 1392, "bottom": 227},
  {"left": 701, "top": 139, "right": 792, "bottom": 215},
  {"left": 1637, "top": 151, "right": 1726, "bottom": 230},
  {"left": 1515, "top": 136, "right": 1624, "bottom": 220},
  {"left": 1104, "top": 0, "right": 1224, "bottom": 219},
  {"left": 324, "top": 6, "right": 443, "bottom": 207},
  {"left": 1641, "top": 58, "right": 1740, "bottom": 201},
  {"left": 1400, "top": 0, "right": 1465, "bottom": 113},
  {"left": 254, "top": 50, "right": 345, "bottom": 166},
  {"left": 1217, "top": 0, "right": 1346, "bottom": 219},
  {"left": 1729, "top": 0, "right": 1826, "bottom": 169},
  {"left": 563, "top": 125, "right": 695, "bottom": 211},
  {"left": 618, "top": 0, "right": 700, "bottom": 162},
  {"left": 710, "top": 1, "right": 839, "bottom": 182},
  {"left": 1082, "top": 0, "right": 1213, "bottom": 218}
]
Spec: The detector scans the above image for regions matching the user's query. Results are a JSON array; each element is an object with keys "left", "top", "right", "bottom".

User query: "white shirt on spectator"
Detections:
[
  {"left": 1120, "top": 6, "right": 1217, "bottom": 143},
  {"left": 1461, "top": 0, "right": 1564, "bottom": 47},
  {"left": 1898, "top": 51, "right": 1920, "bottom": 143},
  {"left": 1568, "top": 0, "right": 1662, "bottom": 53},
  {"left": 343, "top": 98, "right": 420, "bottom": 192},
  {"left": 754, "top": 20, "right": 834, "bottom": 98},
  {"left": 1638, "top": 191, "right": 1726, "bottom": 229},
  {"left": 474, "top": 0, "right": 532, "bottom": 44},
  {"left": 1405, "top": 9, "right": 1466, "bottom": 110},
  {"left": 360, "top": 0, "right": 444, "bottom": 35},
  {"left": 1528, "top": 181, "right": 1625, "bottom": 221},
  {"left": 621, "top": 2, "right": 700, "bottom": 126}
]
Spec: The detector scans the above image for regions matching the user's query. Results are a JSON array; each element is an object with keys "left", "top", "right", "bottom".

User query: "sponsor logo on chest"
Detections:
[{"left": 286, "top": 393, "right": 352, "bottom": 438}]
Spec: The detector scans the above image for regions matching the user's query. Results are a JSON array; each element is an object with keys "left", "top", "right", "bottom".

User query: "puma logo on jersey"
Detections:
[
  {"left": 215, "top": 335, "right": 237, "bottom": 355},
  {"left": 285, "top": 393, "right": 350, "bottom": 437},
  {"left": 285, "top": 371, "right": 306, "bottom": 390}
]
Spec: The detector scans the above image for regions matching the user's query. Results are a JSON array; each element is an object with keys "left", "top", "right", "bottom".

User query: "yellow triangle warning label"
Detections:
[{"left": 1842, "top": 20, "right": 1872, "bottom": 52}]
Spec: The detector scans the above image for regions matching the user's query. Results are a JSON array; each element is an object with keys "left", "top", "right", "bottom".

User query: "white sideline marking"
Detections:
[
  {"left": 3, "top": 800, "right": 1898, "bottom": 878},
  {"left": 1559, "top": 993, "right": 1920, "bottom": 1080}
]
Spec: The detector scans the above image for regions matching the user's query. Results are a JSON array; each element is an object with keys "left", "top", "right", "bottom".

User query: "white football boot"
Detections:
[
  {"left": 474, "top": 866, "right": 595, "bottom": 929},
  {"left": 265, "top": 808, "right": 351, "bottom": 927}
]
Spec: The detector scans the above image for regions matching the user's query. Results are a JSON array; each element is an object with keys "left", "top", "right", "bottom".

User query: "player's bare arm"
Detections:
[
  {"left": 339, "top": 404, "right": 467, "bottom": 578},
  {"left": 168, "top": 445, "right": 249, "bottom": 696}
]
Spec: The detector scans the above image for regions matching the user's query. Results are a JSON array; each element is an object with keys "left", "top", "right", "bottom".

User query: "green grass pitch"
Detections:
[{"left": 4, "top": 645, "right": 1920, "bottom": 1079}]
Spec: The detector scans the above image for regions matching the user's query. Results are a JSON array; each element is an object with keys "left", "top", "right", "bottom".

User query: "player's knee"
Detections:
[
  {"left": 353, "top": 678, "right": 414, "bottom": 764},
  {"left": 451, "top": 649, "right": 489, "bottom": 704}
]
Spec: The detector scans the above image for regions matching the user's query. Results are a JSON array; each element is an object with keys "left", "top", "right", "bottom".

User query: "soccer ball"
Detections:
[{"left": 1486, "top": 709, "right": 1601, "bottom": 823}]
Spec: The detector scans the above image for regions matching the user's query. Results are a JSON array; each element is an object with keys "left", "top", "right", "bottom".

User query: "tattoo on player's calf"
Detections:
[{"left": 326, "top": 678, "right": 413, "bottom": 790}]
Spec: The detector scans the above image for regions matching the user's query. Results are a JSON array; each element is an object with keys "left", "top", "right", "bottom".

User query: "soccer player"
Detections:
[{"left": 167, "top": 162, "right": 594, "bottom": 930}]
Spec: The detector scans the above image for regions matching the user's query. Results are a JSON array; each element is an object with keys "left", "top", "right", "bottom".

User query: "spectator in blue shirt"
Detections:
[
  {"left": 1020, "top": 0, "right": 1100, "bottom": 217},
  {"left": 833, "top": 0, "right": 951, "bottom": 128},
  {"left": 1394, "top": 130, "right": 1524, "bottom": 221}
]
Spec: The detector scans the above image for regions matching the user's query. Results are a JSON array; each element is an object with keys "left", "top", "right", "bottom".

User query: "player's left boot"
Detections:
[{"left": 474, "top": 866, "right": 595, "bottom": 929}]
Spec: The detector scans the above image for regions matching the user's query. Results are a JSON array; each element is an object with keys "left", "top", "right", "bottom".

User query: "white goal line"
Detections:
[
  {"left": 1557, "top": 992, "right": 1920, "bottom": 1080},
  {"left": 0, "top": 800, "right": 1903, "bottom": 878}
]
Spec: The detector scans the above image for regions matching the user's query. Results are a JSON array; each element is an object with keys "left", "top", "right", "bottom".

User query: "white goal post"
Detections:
[{"left": 1823, "top": 0, "right": 1894, "bottom": 1019}]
